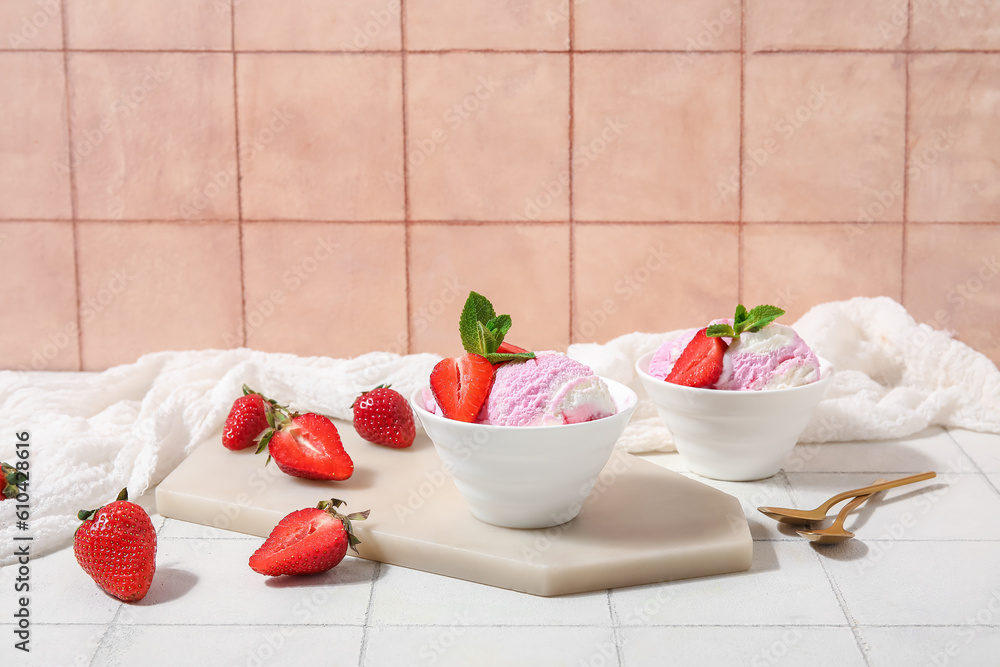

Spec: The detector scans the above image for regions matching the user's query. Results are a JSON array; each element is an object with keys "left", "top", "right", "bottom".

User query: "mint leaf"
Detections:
[
  {"left": 743, "top": 305, "right": 785, "bottom": 332},
  {"left": 486, "top": 314, "right": 512, "bottom": 346},
  {"left": 734, "top": 304, "right": 749, "bottom": 328},
  {"left": 459, "top": 292, "right": 497, "bottom": 354},
  {"left": 476, "top": 322, "right": 498, "bottom": 355},
  {"left": 483, "top": 351, "right": 536, "bottom": 365},
  {"left": 705, "top": 324, "right": 736, "bottom": 338}
]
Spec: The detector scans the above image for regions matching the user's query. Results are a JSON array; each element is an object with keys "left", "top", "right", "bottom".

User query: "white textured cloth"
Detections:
[{"left": 1, "top": 297, "right": 998, "bottom": 565}]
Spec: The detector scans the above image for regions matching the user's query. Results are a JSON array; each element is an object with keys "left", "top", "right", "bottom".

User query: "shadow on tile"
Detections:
[
  {"left": 263, "top": 562, "right": 374, "bottom": 589},
  {"left": 137, "top": 567, "right": 199, "bottom": 605},
  {"left": 807, "top": 539, "right": 869, "bottom": 562}
]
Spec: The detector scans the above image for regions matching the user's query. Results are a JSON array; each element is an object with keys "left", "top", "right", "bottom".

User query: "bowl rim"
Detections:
[
  {"left": 410, "top": 376, "right": 638, "bottom": 432},
  {"left": 634, "top": 349, "right": 835, "bottom": 395}
]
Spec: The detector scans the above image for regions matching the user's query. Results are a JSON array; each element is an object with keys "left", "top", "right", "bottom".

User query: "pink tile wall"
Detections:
[{"left": 1, "top": 1, "right": 998, "bottom": 371}]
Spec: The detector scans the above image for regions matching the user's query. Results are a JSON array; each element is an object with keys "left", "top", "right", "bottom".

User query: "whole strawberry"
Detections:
[
  {"left": 222, "top": 386, "right": 280, "bottom": 451},
  {"left": 352, "top": 385, "right": 415, "bottom": 448},
  {"left": 249, "top": 498, "right": 369, "bottom": 576},
  {"left": 1, "top": 462, "right": 27, "bottom": 500},
  {"left": 73, "top": 489, "right": 157, "bottom": 602}
]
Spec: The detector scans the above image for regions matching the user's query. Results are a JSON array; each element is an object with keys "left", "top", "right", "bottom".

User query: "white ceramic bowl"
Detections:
[
  {"left": 635, "top": 352, "right": 834, "bottom": 481},
  {"left": 410, "top": 378, "right": 638, "bottom": 529}
]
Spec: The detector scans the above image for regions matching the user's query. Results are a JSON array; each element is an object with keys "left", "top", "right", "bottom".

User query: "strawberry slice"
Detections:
[
  {"left": 267, "top": 413, "right": 354, "bottom": 481},
  {"left": 429, "top": 353, "right": 494, "bottom": 422},
  {"left": 496, "top": 341, "right": 528, "bottom": 355},
  {"left": 665, "top": 327, "right": 729, "bottom": 388}
]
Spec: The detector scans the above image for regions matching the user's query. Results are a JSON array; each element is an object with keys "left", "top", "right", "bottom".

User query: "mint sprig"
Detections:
[
  {"left": 458, "top": 292, "right": 535, "bottom": 364},
  {"left": 705, "top": 304, "right": 785, "bottom": 342}
]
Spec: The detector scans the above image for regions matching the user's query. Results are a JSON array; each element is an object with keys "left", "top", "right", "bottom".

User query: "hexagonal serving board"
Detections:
[{"left": 156, "top": 422, "right": 752, "bottom": 596}]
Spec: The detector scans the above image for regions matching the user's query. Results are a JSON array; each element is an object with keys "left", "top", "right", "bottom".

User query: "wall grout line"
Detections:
[
  {"left": 59, "top": 0, "right": 84, "bottom": 372},
  {"left": 12, "top": 218, "right": 1000, "bottom": 227},
  {"left": 567, "top": 0, "right": 575, "bottom": 346},
  {"left": 737, "top": 0, "right": 747, "bottom": 302},
  {"left": 401, "top": 0, "right": 412, "bottom": 355},
  {"left": 9, "top": 47, "right": 1000, "bottom": 55},
  {"left": 900, "top": 1, "right": 913, "bottom": 307},
  {"left": 231, "top": 1, "right": 247, "bottom": 348}
]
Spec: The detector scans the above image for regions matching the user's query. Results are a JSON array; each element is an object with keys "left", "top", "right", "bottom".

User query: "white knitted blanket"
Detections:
[{"left": 1, "top": 297, "right": 997, "bottom": 565}]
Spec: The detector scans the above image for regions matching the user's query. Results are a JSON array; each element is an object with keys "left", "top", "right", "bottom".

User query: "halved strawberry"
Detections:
[
  {"left": 266, "top": 413, "right": 354, "bottom": 481},
  {"left": 429, "top": 353, "right": 494, "bottom": 422},
  {"left": 665, "top": 327, "right": 729, "bottom": 388},
  {"left": 249, "top": 498, "right": 369, "bottom": 577}
]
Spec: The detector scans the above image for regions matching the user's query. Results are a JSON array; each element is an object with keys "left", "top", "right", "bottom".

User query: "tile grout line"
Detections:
[
  {"left": 401, "top": 0, "right": 412, "bottom": 355},
  {"left": 781, "top": 471, "right": 875, "bottom": 667},
  {"left": 60, "top": 0, "right": 83, "bottom": 371},
  {"left": 737, "top": 0, "right": 747, "bottom": 302},
  {"left": 231, "top": 0, "right": 247, "bottom": 347},
  {"left": 943, "top": 428, "right": 1000, "bottom": 502},
  {"left": 357, "top": 562, "right": 381, "bottom": 667},
  {"left": 567, "top": 1, "right": 575, "bottom": 347},
  {"left": 87, "top": 603, "right": 126, "bottom": 666},
  {"left": 606, "top": 589, "right": 625, "bottom": 667},
  {"left": 900, "top": 0, "right": 912, "bottom": 307},
  {"left": 812, "top": 549, "right": 874, "bottom": 667}
]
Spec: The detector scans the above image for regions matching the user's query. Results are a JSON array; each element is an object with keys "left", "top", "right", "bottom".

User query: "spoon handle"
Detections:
[
  {"left": 820, "top": 471, "right": 936, "bottom": 513},
  {"left": 828, "top": 479, "right": 888, "bottom": 530}
]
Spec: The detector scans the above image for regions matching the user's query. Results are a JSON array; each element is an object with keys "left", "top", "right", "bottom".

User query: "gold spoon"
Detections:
[
  {"left": 795, "top": 479, "right": 887, "bottom": 544},
  {"left": 757, "top": 471, "right": 936, "bottom": 525}
]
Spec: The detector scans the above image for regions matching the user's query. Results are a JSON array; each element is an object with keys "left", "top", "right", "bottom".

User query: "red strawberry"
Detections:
[
  {"left": 265, "top": 413, "right": 354, "bottom": 481},
  {"left": 73, "top": 489, "right": 157, "bottom": 602},
  {"left": 665, "top": 328, "right": 729, "bottom": 388},
  {"left": 429, "top": 353, "right": 495, "bottom": 422},
  {"left": 249, "top": 498, "right": 369, "bottom": 576},
  {"left": 1, "top": 462, "right": 27, "bottom": 500},
  {"left": 352, "top": 385, "right": 415, "bottom": 448},
  {"left": 496, "top": 341, "right": 529, "bottom": 355},
  {"left": 222, "top": 391, "right": 270, "bottom": 451}
]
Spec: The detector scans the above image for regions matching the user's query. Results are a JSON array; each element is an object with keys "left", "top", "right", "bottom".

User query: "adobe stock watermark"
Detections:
[
  {"left": 579, "top": 586, "right": 678, "bottom": 667},
  {"left": 384, "top": 76, "right": 500, "bottom": 192},
  {"left": 854, "top": 456, "right": 974, "bottom": 575},
  {"left": 513, "top": 116, "right": 627, "bottom": 221},
  {"left": 673, "top": 2, "right": 740, "bottom": 72},
  {"left": 573, "top": 244, "right": 670, "bottom": 342},
  {"left": 908, "top": 253, "right": 999, "bottom": 347},
  {"left": 926, "top": 588, "right": 1000, "bottom": 667},
  {"left": 224, "top": 231, "right": 334, "bottom": 348},
  {"left": 52, "top": 65, "right": 172, "bottom": 177},
  {"left": 545, "top": 0, "right": 588, "bottom": 27},
  {"left": 847, "top": 126, "right": 960, "bottom": 241},
  {"left": 718, "top": 84, "right": 835, "bottom": 201},
  {"left": 405, "top": 611, "right": 474, "bottom": 667},
  {"left": 358, "top": 277, "right": 467, "bottom": 384},
  {"left": 6, "top": 0, "right": 59, "bottom": 48},
  {"left": 18, "top": 263, "right": 137, "bottom": 372},
  {"left": 180, "top": 107, "right": 293, "bottom": 219},
  {"left": 520, "top": 452, "right": 636, "bottom": 563}
]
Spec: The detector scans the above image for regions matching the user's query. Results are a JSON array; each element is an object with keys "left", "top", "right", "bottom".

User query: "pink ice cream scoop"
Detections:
[
  {"left": 715, "top": 323, "right": 820, "bottom": 390},
  {"left": 648, "top": 323, "right": 821, "bottom": 391},
  {"left": 480, "top": 352, "right": 616, "bottom": 426}
]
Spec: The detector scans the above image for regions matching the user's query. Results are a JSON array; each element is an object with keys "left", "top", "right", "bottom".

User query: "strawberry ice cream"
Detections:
[
  {"left": 480, "top": 352, "right": 616, "bottom": 426},
  {"left": 422, "top": 352, "right": 616, "bottom": 426},
  {"left": 649, "top": 323, "right": 821, "bottom": 391}
]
